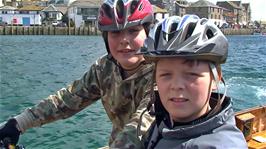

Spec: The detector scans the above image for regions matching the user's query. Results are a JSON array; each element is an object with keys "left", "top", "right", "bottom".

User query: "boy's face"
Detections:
[
  {"left": 108, "top": 25, "right": 146, "bottom": 70},
  {"left": 156, "top": 58, "right": 216, "bottom": 123}
]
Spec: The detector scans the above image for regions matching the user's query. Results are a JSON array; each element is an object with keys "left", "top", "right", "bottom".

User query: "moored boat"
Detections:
[{"left": 235, "top": 105, "right": 266, "bottom": 149}]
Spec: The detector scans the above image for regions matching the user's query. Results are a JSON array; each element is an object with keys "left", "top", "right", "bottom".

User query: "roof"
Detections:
[
  {"left": 17, "top": 5, "right": 45, "bottom": 11},
  {"left": 69, "top": 0, "right": 102, "bottom": 7},
  {"left": 189, "top": 0, "right": 219, "bottom": 8},
  {"left": 42, "top": 4, "right": 57, "bottom": 11},
  {"left": 42, "top": 4, "right": 67, "bottom": 13},
  {"left": 242, "top": 3, "right": 250, "bottom": 10},
  {"left": 176, "top": 0, "right": 188, "bottom": 5},
  {"left": 0, "top": 6, "right": 17, "bottom": 10},
  {"left": 175, "top": 0, "right": 188, "bottom": 8},
  {"left": 227, "top": 1, "right": 242, "bottom": 9},
  {"left": 230, "top": 1, "right": 241, "bottom": 7},
  {"left": 56, "top": 6, "right": 67, "bottom": 14},
  {"left": 152, "top": 5, "right": 167, "bottom": 13}
]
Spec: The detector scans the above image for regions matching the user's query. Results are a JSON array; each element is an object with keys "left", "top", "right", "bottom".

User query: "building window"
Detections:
[
  {"left": 77, "top": 8, "right": 81, "bottom": 15},
  {"left": 20, "top": 11, "right": 29, "bottom": 14}
]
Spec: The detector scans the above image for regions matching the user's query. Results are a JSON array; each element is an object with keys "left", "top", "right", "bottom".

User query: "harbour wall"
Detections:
[
  {"left": 0, "top": 26, "right": 265, "bottom": 35},
  {"left": 0, "top": 26, "right": 100, "bottom": 35}
]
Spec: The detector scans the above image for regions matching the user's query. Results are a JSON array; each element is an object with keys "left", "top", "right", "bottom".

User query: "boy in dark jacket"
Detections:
[{"left": 139, "top": 15, "right": 247, "bottom": 149}]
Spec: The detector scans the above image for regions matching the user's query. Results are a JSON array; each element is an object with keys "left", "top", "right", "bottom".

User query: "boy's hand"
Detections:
[{"left": 0, "top": 119, "right": 21, "bottom": 146}]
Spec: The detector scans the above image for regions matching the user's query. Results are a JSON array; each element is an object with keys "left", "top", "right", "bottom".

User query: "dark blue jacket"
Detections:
[{"left": 143, "top": 93, "right": 248, "bottom": 149}]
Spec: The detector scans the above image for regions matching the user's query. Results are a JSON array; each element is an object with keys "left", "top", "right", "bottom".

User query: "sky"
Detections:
[{"left": 186, "top": 0, "right": 266, "bottom": 21}]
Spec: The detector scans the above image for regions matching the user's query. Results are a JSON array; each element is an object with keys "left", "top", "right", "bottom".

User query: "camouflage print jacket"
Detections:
[{"left": 14, "top": 54, "right": 154, "bottom": 148}]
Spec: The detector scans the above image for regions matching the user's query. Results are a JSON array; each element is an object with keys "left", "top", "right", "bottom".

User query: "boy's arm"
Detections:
[
  {"left": 110, "top": 94, "right": 154, "bottom": 148},
  {"left": 14, "top": 63, "right": 102, "bottom": 133}
]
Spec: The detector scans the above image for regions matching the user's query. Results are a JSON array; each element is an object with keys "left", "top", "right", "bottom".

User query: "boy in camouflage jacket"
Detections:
[{"left": 0, "top": 0, "right": 155, "bottom": 148}]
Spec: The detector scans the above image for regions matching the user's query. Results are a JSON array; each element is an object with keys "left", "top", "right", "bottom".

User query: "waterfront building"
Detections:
[
  {"left": 0, "top": 6, "right": 16, "bottom": 25},
  {"left": 16, "top": 5, "right": 44, "bottom": 26},
  {"left": 186, "top": 0, "right": 225, "bottom": 27},
  {"left": 42, "top": 4, "right": 67, "bottom": 26},
  {"left": 216, "top": 1, "right": 251, "bottom": 28},
  {"left": 67, "top": 0, "right": 101, "bottom": 27},
  {"left": 175, "top": 0, "right": 188, "bottom": 17},
  {"left": 0, "top": 5, "right": 43, "bottom": 26},
  {"left": 149, "top": 0, "right": 167, "bottom": 9},
  {"left": 242, "top": 3, "right": 251, "bottom": 26},
  {"left": 153, "top": 5, "right": 168, "bottom": 21},
  {"left": 150, "top": 0, "right": 175, "bottom": 16}
]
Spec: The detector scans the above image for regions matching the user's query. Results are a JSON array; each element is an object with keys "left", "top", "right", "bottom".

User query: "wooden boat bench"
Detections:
[{"left": 235, "top": 105, "right": 266, "bottom": 149}]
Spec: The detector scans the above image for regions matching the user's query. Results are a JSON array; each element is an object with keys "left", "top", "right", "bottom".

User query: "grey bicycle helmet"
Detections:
[{"left": 140, "top": 14, "right": 228, "bottom": 64}]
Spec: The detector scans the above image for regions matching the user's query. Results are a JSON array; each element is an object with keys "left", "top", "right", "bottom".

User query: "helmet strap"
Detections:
[{"left": 207, "top": 63, "right": 227, "bottom": 117}]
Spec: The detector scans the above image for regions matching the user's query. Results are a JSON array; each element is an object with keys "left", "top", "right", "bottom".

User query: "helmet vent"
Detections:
[
  {"left": 102, "top": 4, "right": 112, "bottom": 19},
  {"left": 139, "top": 3, "right": 143, "bottom": 11},
  {"left": 185, "top": 22, "right": 196, "bottom": 40},
  {"left": 206, "top": 29, "right": 214, "bottom": 39},
  {"left": 154, "top": 24, "right": 162, "bottom": 49},
  {"left": 170, "top": 22, "right": 178, "bottom": 33},
  {"left": 168, "top": 22, "right": 178, "bottom": 40},
  {"left": 200, "top": 18, "right": 207, "bottom": 25},
  {"left": 116, "top": 0, "right": 124, "bottom": 18},
  {"left": 130, "top": 0, "right": 139, "bottom": 14}
]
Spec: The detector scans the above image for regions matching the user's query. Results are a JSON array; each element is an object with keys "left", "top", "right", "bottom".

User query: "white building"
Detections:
[
  {"left": 0, "top": 5, "right": 43, "bottom": 26},
  {"left": 68, "top": 0, "right": 101, "bottom": 27},
  {"left": 0, "top": 6, "right": 16, "bottom": 24},
  {"left": 42, "top": 4, "right": 65, "bottom": 26}
]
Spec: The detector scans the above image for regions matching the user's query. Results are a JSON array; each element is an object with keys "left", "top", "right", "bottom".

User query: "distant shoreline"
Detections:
[
  {"left": 221, "top": 28, "right": 266, "bottom": 35},
  {"left": 0, "top": 26, "right": 265, "bottom": 36}
]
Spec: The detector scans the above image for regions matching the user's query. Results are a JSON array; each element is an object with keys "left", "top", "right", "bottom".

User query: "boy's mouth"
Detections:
[
  {"left": 170, "top": 97, "right": 188, "bottom": 102},
  {"left": 118, "top": 49, "right": 135, "bottom": 53}
]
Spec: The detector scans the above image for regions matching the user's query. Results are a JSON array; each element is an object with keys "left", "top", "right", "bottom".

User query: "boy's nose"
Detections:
[
  {"left": 120, "top": 32, "right": 130, "bottom": 45},
  {"left": 170, "top": 77, "right": 185, "bottom": 91}
]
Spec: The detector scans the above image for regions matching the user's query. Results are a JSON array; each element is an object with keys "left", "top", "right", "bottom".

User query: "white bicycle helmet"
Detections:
[{"left": 140, "top": 14, "right": 228, "bottom": 64}]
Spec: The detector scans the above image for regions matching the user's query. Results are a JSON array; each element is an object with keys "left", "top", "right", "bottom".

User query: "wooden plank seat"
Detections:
[{"left": 235, "top": 105, "right": 266, "bottom": 149}]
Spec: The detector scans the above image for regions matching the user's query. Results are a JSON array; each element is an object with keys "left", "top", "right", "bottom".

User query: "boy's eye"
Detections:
[
  {"left": 110, "top": 31, "right": 121, "bottom": 34},
  {"left": 188, "top": 72, "right": 200, "bottom": 76},
  {"left": 128, "top": 28, "right": 140, "bottom": 33},
  {"left": 186, "top": 72, "right": 203, "bottom": 81},
  {"left": 159, "top": 73, "right": 171, "bottom": 77}
]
